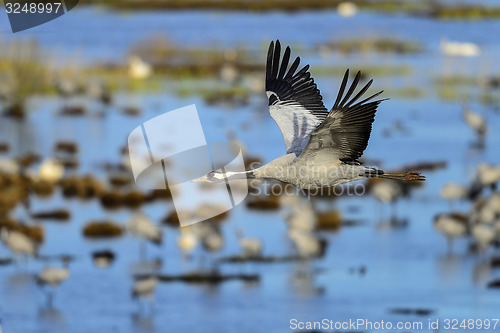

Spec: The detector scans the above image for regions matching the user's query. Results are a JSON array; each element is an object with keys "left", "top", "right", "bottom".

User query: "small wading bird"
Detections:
[
  {"left": 37, "top": 265, "right": 70, "bottom": 307},
  {"left": 132, "top": 275, "right": 158, "bottom": 314},
  {"left": 0, "top": 228, "right": 38, "bottom": 260},
  {"left": 193, "top": 40, "right": 424, "bottom": 188}
]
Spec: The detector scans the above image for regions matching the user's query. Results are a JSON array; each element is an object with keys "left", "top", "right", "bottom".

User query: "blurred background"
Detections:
[{"left": 1, "top": 0, "right": 500, "bottom": 332}]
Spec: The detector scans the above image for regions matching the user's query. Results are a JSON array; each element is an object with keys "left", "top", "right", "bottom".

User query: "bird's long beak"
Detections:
[{"left": 191, "top": 175, "right": 208, "bottom": 183}]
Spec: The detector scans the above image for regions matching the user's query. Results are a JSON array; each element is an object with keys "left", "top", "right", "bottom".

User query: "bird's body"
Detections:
[
  {"left": 37, "top": 267, "right": 70, "bottom": 287},
  {"left": 177, "top": 227, "right": 198, "bottom": 256},
  {"left": 192, "top": 222, "right": 224, "bottom": 254},
  {"left": 237, "top": 234, "right": 262, "bottom": 258},
  {"left": 92, "top": 249, "right": 116, "bottom": 268},
  {"left": 252, "top": 155, "right": 370, "bottom": 189},
  {"left": 0, "top": 158, "right": 19, "bottom": 174},
  {"left": 36, "top": 263, "right": 71, "bottom": 307},
  {"left": 235, "top": 228, "right": 263, "bottom": 258},
  {"left": 132, "top": 275, "right": 157, "bottom": 299},
  {"left": 39, "top": 158, "right": 64, "bottom": 183},
  {"left": 288, "top": 229, "right": 323, "bottom": 258},
  {"left": 475, "top": 193, "right": 500, "bottom": 224},
  {"left": 0, "top": 228, "right": 37, "bottom": 258},
  {"left": 434, "top": 213, "right": 468, "bottom": 251},
  {"left": 239, "top": 238, "right": 262, "bottom": 258},
  {"left": 192, "top": 40, "right": 424, "bottom": 188},
  {"left": 337, "top": 2, "right": 357, "bottom": 17},
  {"left": 434, "top": 214, "right": 468, "bottom": 239},
  {"left": 201, "top": 230, "right": 224, "bottom": 253},
  {"left": 126, "top": 214, "right": 162, "bottom": 246},
  {"left": 440, "top": 182, "right": 468, "bottom": 202}
]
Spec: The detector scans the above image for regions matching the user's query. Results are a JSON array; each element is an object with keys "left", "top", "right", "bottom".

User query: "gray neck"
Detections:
[{"left": 224, "top": 170, "right": 255, "bottom": 181}]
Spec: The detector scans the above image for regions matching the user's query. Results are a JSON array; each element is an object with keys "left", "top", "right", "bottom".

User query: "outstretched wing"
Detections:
[
  {"left": 298, "top": 69, "right": 386, "bottom": 164},
  {"left": 266, "top": 40, "right": 328, "bottom": 156}
]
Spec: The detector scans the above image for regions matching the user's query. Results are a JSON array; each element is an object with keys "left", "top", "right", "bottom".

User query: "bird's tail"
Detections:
[{"left": 378, "top": 172, "right": 426, "bottom": 182}]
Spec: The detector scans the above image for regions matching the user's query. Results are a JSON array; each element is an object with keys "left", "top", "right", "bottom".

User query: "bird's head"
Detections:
[{"left": 191, "top": 170, "right": 226, "bottom": 183}]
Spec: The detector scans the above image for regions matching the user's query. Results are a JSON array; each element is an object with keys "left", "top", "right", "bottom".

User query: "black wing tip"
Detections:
[{"left": 334, "top": 70, "right": 388, "bottom": 109}]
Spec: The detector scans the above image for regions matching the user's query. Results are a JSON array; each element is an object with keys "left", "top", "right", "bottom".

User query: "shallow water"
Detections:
[{"left": 1, "top": 7, "right": 500, "bottom": 333}]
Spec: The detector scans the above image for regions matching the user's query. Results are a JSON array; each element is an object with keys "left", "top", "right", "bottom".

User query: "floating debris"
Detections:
[
  {"left": 99, "top": 190, "right": 147, "bottom": 210},
  {"left": 59, "top": 105, "right": 87, "bottom": 116},
  {"left": 54, "top": 141, "right": 79, "bottom": 154},
  {"left": 146, "top": 189, "right": 172, "bottom": 201},
  {"left": 0, "top": 257, "right": 13, "bottom": 265},
  {"left": 158, "top": 272, "right": 259, "bottom": 284},
  {"left": 126, "top": 213, "right": 162, "bottom": 246},
  {"left": 244, "top": 156, "right": 262, "bottom": 170},
  {"left": 389, "top": 308, "right": 435, "bottom": 316},
  {"left": 37, "top": 254, "right": 77, "bottom": 263},
  {"left": 32, "top": 209, "right": 71, "bottom": 221},
  {"left": 317, "top": 210, "right": 342, "bottom": 231},
  {"left": 0, "top": 185, "right": 27, "bottom": 214},
  {"left": 3, "top": 103, "right": 26, "bottom": 119},
  {"left": 162, "top": 208, "right": 227, "bottom": 227},
  {"left": 162, "top": 210, "right": 180, "bottom": 227},
  {"left": 60, "top": 175, "right": 105, "bottom": 199},
  {"left": 123, "top": 106, "right": 142, "bottom": 116},
  {"left": 0, "top": 143, "right": 10, "bottom": 153},
  {"left": 31, "top": 179, "right": 56, "bottom": 197},
  {"left": 486, "top": 279, "right": 500, "bottom": 289},
  {"left": 60, "top": 158, "right": 80, "bottom": 169},
  {"left": 16, "top": 152, "right": 41, "bottom": 168},
  {"left": 218, "top": 253, "right": 321, "bottom": 263},
  {"left": 245, "top": 194, "right": 280, "bottom": 210},
  {"left": 325, "top": 37, "right": 421, "bottom": 55},
  {"left": 82, "top": 221, "right": 124, "bottom": 239},
  {"left": 109, "top": 175, "right": 132, "bottom": 187}
]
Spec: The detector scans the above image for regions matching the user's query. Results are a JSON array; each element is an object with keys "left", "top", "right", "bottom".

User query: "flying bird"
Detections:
[{"left": 193, "top": 40, "right": 424, "bottom": 189}]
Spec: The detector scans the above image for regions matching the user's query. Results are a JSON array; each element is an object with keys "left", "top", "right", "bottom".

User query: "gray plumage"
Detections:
[{"left": 192, "top": 40, "right": 424, "bottom": 189}]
